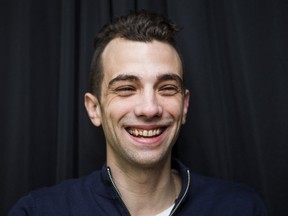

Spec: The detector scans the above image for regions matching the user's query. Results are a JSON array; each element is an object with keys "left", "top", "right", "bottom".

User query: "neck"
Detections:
[{"left": 107, "top": 158, "right": 181, "bottom": 216}]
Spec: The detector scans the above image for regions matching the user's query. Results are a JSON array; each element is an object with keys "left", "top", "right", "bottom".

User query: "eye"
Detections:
[
  {"left": 159, "top": 85, "right": 181, "bottom": 96},
  {"left": 114, "top": 85, "right": 136, "bottom": 97}
]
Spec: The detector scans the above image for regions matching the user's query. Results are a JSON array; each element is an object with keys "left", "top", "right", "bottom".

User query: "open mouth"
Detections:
[{"left": 127, "top": 127, "right": 165, "bottom": 138}]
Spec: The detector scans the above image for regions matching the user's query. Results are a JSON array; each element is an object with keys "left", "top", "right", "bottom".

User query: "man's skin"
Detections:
[{"left": 85, "top": 38, "right": 190, "bottom": 215}]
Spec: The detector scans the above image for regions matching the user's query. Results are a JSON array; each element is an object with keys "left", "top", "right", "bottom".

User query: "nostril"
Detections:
[
  {"left": 134, "top": 103, "right": 163, "bottom": 118},
  {"left": 133, "top": 92, "right": 163, "bottom": 118}
]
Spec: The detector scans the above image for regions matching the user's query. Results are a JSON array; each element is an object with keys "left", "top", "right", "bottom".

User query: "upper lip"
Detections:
[
  {"left": 126, "top": 126, "right": 167, "bottom": 137},
  {"left": 124, "top": 122, "right": 170, "bottom": 130}
]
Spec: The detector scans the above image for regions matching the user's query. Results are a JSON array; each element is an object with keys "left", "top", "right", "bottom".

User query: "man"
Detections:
[{"left": 9, "top": 10, "right": 268, "bottom": 215}]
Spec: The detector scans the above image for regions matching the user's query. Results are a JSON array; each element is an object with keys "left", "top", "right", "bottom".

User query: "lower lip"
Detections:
[{"left": 127, "top": 130, "right": 166, "bottom": 147}]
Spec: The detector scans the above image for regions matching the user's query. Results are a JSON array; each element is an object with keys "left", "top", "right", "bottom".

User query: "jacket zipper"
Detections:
[
  {"left": 169, "top": 169, "right": 191, "bottom": 216},
  {"left": 107, "top": 167, "right": 131, "bottom": 216},
  {"left": 107, "top": 167, "right": 190, "bottom": 216}
]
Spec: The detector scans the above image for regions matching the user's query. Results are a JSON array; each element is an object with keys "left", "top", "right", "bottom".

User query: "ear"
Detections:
[
  {"left": 181, "top": 89, "right": 190, "bottom": 124},
  {"left": 84, "top": 93, "right": 102, "bottom": 127}
]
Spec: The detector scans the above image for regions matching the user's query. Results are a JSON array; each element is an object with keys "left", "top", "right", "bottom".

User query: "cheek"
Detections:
[
  {"left": 103, "top": 97, "right": 134, "bottom": 119},
  {"left": 160, "top": 98, "right": 183, "bottom": 116}
]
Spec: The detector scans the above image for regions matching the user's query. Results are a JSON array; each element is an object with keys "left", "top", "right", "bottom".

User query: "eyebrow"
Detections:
[
  {"left": 157, "top": 74, "right": 184, "bottom": 90},
  {"left": 108, "top": 74, "right": 140, "bottom": 88},
  {"left": 108, "top": 73, "right": 184, "bottom": 89}
]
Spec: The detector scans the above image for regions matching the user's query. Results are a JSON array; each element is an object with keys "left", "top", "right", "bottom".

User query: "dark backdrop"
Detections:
[{"left": 1, "top": 0, "right": 287, "bottom": 215}]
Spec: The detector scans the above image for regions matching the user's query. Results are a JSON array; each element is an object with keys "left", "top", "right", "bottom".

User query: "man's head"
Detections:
[
  {"left": 90, "top": 10, "right": 182, "bottom": 99},
  {"left": 85, "top": 10, "right": 189, "bottom": 168}
]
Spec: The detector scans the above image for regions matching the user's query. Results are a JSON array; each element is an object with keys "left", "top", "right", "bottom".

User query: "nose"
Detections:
[{"left": 134, "top": 90, "right": 163, "bottom": 119}]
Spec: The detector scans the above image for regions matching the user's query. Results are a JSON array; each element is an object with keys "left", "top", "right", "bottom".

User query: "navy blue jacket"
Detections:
[{"left": 9, "top": 160, "right": 268, "bottom": 215}]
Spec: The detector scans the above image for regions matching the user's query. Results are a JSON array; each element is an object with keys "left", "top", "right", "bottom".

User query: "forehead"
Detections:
[{"left": 101, "top": 38, "right": 183, "bottom": 81}]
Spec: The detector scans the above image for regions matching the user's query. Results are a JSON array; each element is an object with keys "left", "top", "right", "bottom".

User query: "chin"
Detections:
[{"left": 127, "top": 152, "right": 170, "bottom": 169}]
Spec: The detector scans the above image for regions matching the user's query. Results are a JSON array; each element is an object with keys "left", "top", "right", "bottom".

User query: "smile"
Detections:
[{"left": 127, "top": 128, "right": 164, "bottom": 137}]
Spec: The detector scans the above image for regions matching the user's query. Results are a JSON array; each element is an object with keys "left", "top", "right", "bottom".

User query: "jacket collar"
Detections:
[{"left": 96, "top": 158, "right": 191, "bottom": 203}]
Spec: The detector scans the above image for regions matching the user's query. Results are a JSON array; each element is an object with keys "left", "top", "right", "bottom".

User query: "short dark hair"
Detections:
[{"left": 90, "top": 10, "right": 182, "bottom": 98}]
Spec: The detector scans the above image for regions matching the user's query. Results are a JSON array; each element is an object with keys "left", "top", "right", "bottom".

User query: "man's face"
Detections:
[{"left": 85, "top": 38, "right": 189, "bottom": 168}]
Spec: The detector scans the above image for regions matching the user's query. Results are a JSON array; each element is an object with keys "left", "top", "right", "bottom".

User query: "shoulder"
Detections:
[
  {"left": 32, "top": 170, "right": 101, "bottom": 201},
  {"left": 9, "top": 170, "right": 102, "bottom": 216},
  {"left": 184, "top": 173, "right": 268, "bottom": 215},
  {"left": 190, "top": 172, "right": 256, "bottom": 196}
]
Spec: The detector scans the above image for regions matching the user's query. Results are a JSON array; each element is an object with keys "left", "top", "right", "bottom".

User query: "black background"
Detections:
[{"left": 1, "top": 0, "right": 287, "bottom": 215}]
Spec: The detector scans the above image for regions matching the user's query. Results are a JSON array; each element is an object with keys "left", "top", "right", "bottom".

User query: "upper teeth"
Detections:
[{"left": 128, "top": 128, "right": 162, "bottom": 137}]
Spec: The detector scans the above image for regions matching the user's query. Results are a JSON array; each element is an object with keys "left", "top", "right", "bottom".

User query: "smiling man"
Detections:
[
  {"left": 85, "top": 38, "right": 189, "bottom": 167},
  {"left": 9, "top": 10, "right": 268, "bottom": 216},
  {"left": 84, "top": 37, "right": 189, "bottom": 215}
]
